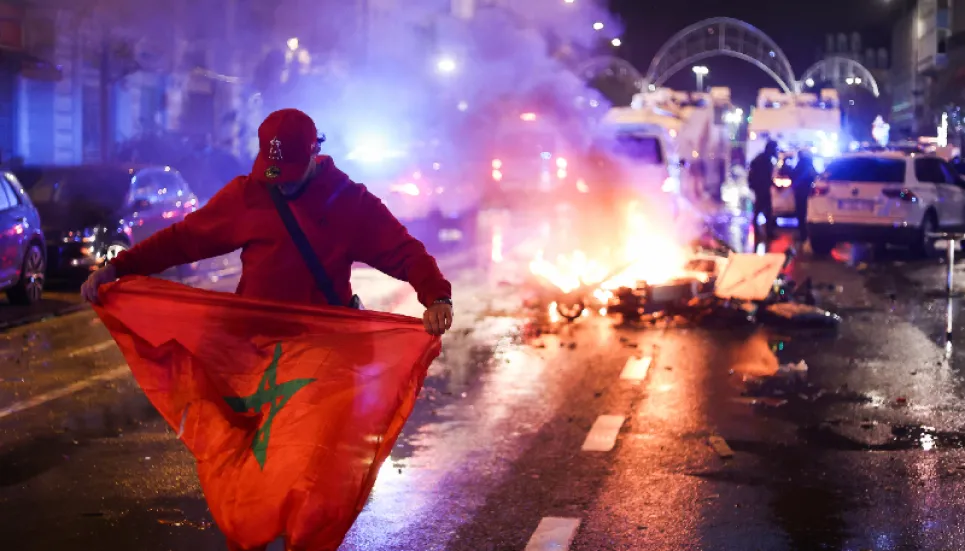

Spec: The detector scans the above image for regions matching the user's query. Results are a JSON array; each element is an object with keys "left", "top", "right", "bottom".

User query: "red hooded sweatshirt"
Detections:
[{"left": 110, "top": 156, "right": 452, "bottom": 308}]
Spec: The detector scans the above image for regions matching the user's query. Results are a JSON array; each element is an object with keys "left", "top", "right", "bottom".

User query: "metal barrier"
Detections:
[{"left": 928, "top": 232, "right": 965, "bottom": 342}]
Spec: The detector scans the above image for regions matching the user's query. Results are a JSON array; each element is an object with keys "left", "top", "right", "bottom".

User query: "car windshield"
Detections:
[
  {"left": 823, "top": 157, "right": 905, "bottom": 183},
  {"left": 15, "top": 167, "right": 133, "bottom": 211},
  {"left": 611, "top": 134, "right": 664, "bottom": 165}
]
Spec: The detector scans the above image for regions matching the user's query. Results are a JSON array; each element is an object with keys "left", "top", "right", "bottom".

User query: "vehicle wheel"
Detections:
[
  {"left": 556, "top": 299, "right": 585, "bottom": 322},
  {"left": 809, "top": 235, "right": 835, "bottom": 257},
  {"left": 105, "top": 241, "right": 129, "bottom": 262},
  {"left": 914, "top": 213, "right": 939, "bottom": 258},
  {"left": 7, "top": 244, "right": 45, "bottom": 305}
]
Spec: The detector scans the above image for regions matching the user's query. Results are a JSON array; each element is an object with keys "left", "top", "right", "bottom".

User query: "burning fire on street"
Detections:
[{"left": 529, "top": 200, "right": 693, "bottom": 317}]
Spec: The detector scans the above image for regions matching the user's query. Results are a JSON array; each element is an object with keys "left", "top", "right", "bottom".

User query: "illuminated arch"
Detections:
[
  {"left": 574, "top": 56, "right": 646, "bottom": 90},
  {"left": 644, "top": 17, "right": 797, "bottom": 94},
  {"left": 799, "top": 55, "right": 881, "bottom": 97}
]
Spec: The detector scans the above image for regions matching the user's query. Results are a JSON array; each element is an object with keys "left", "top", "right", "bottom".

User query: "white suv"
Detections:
[{"left": 807, "top": 152, "right": 965, "bottom": 256}]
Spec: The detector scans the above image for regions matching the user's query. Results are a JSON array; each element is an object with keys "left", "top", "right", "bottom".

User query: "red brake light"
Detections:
[{"left": 882, "top": 188, "right": 918, "bottom": 202}]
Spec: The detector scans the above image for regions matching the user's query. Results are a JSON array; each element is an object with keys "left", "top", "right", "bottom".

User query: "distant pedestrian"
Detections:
[
  {"left": 792, "top": 149, "right": 818, "bottom": 243},
  {"left": 748, "top": 140, "right": 779, "bottom": 244}
]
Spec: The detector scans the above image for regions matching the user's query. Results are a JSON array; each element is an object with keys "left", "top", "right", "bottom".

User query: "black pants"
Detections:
[
  {"left": 794, "top": 192, "right": 809, "bottom": 240},
  {"left": 753, "top": 191, "right": 775, "bottom": 244}
]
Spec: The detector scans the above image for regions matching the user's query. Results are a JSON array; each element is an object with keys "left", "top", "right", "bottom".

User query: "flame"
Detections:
[
  {"left": 491, "top": 227, "right": 504, "bottom": 263},
  {"left": 530, "top": 200, "right": 689, "bottom": 294},
  {"left": 530, "top": 250, "right": 608, "bottom": 293}
]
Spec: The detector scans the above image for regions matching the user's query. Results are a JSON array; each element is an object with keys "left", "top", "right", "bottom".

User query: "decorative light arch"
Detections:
[
  {"left": 574, "top": 56, "right": 646, "bottom": 90},
  {"left": 799, "top": 55, "right": 881, "bottom": 97},
  {"left": 644, "top": 17, "right": 798, "bottom": 94}
]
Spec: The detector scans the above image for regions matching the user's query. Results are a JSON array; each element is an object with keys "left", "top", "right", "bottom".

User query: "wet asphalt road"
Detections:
[{"left": 4, "top": 211, "right": 965, "bottom": 550}]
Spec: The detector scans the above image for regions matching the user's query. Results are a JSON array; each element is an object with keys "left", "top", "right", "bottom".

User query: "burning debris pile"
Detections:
[{"left": 528, "top": 209, "right": 840, "bottom": 329}]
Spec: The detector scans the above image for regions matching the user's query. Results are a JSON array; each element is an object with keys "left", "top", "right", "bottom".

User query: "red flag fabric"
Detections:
[{"left": 93, "top": 277, "right": 440, "bottom": 550}]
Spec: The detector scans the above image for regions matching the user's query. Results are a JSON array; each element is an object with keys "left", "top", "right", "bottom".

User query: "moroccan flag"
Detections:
[{"left": 93, "top": 277, "right": 441, "bottom": 550}]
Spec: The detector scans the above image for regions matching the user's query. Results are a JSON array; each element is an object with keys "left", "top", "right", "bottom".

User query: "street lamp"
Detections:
[
  {"left": 805, "top": 78, "right": 815, "bottom": 87},
  {"left": 611, "top": 38, "right": 621, "bottom": 47},
  {"left": 593, "top": 22, "right": 604, "bottom": 30},
  {"left": 692, "top": 65, "right": 709, "bottom": 91},
  {"left": 436, "top": 57, "right": 457, "bottom": 74},
  {"left": 286, "top": 37, "right": 299, "bottom": 52}
]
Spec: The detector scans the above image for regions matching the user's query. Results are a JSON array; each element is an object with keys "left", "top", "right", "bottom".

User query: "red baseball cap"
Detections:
[{"left": 251, "top": 109, "right": 320, "bottom": 185}]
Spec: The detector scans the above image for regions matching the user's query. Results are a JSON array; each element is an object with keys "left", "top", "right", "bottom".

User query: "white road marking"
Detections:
[
  {"left": 620, "top": 356, "right": 652, "bottom": 381},
  {"left": 582, "top": 415, "right": 625, "bottom": 452},
  {"left": 0, "top": 365, "right": 130, "bottom": 421},
  {"left": 524, "top": 517, "right": 581, "bottom": 551},
  {"left": 61, "top": 339, "right": 115, "bottom": 359},
  {"left": 708, "top": 435, "right": 734, "bottom": 459}
]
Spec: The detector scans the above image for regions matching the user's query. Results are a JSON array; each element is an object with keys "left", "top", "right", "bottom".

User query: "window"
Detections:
[
  {"left": 0, "top": 179, "right": 11, "bottom": 211},
  {"left": 0, "top": 177, "right": 19, "bottom": 207},
  {"left": 915, "top": 158, "right": 951, "bottom": 183},
  {"left": 612, "top": 134, "right": 664, "bottom": 165},
  {"left": 132, "top": 169, "right": 189, "bottom": 203},
  {"left": 824, "top": 157, "right": 905, "bottom": 183}
]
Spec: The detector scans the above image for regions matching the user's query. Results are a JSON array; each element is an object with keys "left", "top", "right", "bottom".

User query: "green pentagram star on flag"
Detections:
[{"left": 224, "top": 342, "right": 316, "bottom": 469}]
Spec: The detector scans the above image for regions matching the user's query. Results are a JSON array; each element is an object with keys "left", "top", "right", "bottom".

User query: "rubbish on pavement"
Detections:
[{"left": 707, "top": 435, "right": 734, "bottom": 459}]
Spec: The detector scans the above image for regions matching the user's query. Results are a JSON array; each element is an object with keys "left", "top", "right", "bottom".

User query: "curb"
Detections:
[{"left": 0, "top": 302, "right": 89, "bottom": 333}]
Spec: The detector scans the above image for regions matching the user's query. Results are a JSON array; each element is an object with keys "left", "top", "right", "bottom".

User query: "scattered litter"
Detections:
[
  {"left": 895, "top": 397, "right": 908, "bottom": 406},
  {"left": 707, "top": 435, "right": 734, "bottom": 459}
]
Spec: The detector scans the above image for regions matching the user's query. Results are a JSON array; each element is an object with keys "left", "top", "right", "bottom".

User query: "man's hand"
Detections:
[
  {"left": 423, "top": 302, "right": 453, "bottom": 336},
  {"left": 81, "top": 264, "right": 118, "bottom": 304}
]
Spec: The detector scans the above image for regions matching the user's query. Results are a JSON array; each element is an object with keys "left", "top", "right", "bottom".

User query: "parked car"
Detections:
[
  {"left": 13, "top": 165, "right": 199, "bottom": 279},
  {"left": 0, "top": 171, "right": 45, "bottom": 304},
  {"left": 807, "top": 152, "right": 965, "bottom": 256}
]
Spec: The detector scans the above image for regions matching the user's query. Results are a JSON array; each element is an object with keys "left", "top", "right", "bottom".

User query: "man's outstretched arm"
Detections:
[
  {"left": 350, "top": 187, "right": 453, "bottom": 335},
  {"left": 82, "top": 178, "right": 246, "bottom": 303}
]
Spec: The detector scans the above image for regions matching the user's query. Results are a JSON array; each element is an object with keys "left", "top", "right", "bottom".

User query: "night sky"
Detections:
[{"left": 609, "top": 0, "right": 899, "bottom": 108}]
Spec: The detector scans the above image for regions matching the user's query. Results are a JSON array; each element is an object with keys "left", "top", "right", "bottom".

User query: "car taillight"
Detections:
[
  {"left": 882, "top": 188, "right": 918, "bottom": 202},
  {"left": 774, "top": 177, "right": 791, "bottom": 188},
  {"left": 810, "top": 184, "right": 830, "bottom": 197}
]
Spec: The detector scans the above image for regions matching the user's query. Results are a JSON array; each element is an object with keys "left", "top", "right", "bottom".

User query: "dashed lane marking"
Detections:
[
  {"left": 0, "top": 365, "right": 129, "bottom": 421},
  {"left": 708, "top": 435, "right": 734, "bottom": 459},
  {"left": 620, "top": 356, "right": 652, "bottom": 381},
  {"left": 60, "top": 339, "right": 116, "bottom": 359},
  {"left": 581, "top": 415, "right": 625, "bottom": 452},
  {"left": 525, "top": 517, "right": 581, "bottom": 551}
]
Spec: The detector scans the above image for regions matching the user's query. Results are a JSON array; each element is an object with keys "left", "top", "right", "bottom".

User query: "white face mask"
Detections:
[{"left": 277, "top": 159, "right": 316, "bottom": 197}]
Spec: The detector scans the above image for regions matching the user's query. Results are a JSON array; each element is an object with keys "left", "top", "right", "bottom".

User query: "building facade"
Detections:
[
  {"left": 890, "top": 0, "right": 951, "bottom": 137},
  {"left": 5, "top": 0, "right": 250, "bottom": 167}
]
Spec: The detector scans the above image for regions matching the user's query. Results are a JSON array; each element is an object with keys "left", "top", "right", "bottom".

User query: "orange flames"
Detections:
[{"left": 530, "top": 200, "right": 690, "bottom": 295}]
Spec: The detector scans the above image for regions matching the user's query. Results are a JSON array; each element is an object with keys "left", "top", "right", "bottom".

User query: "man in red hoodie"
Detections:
[{"left": 81, "top": 108, "right": 454, "bottom": 335}]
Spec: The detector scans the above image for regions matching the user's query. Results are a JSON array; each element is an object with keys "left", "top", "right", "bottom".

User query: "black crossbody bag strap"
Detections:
[{"left": 268, "top": 185, "right": 343, "bottom": 307}]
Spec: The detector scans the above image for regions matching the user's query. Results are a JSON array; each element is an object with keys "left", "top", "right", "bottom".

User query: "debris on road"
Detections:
[
  {"left": 707, "top": 435, "right": 734, "bottom": 459},
  {"left": 529, "top": 236, "right": 841, "bottom": 332}
]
